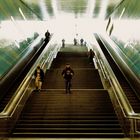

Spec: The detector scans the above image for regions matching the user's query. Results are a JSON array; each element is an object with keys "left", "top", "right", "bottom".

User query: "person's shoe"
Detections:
[
  {"left": 68, "top": 90, "right": 71, "bottom": 94},
  {"left": 35, "top": 88, "right": 38, "bottom": 92}
]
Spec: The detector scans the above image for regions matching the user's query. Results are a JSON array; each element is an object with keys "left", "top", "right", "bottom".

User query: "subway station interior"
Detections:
[{"left": 0, "top": 0, "right": 140, "bottom": 140}]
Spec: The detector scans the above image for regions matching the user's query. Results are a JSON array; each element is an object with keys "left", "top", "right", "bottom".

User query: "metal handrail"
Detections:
[
  {"left": 0, "top": 35, "right": 43, "bottom": 81},
  {"left": 103, "top": 34, "right": 140, "bottom": 85},
  {"left": 98, "top": 59, "right": 107, "bottom": 80},
  {"left": 0, "top": 34, "right": 61, "bottom": 118},
  {"left": 99, "top": 34, "right": 140, "bottom": 116},
  {"left": 94, "top": 34, "right": 140, "bottom": 135}
]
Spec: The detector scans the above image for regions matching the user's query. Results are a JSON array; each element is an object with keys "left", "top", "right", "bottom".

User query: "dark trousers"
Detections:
[
  {"left": 62, "top": 42, "right": 65, "bottom": 48},
  {"left": 89, "top": 57, "right": 93, "bottom": 63},
  {"left": 65, "top": 80, "right": 71, "bottom": 93}
]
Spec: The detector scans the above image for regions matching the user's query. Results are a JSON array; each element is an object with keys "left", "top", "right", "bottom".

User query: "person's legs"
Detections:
[
  {"left": 65, "top": 80, "right": 71, "bottom": 93},
  {"left": 38, "top": 81, "right": 42, "bottom": 91},
  {"left": 35, "top": 78, "right": 39, "bottom": 90},
  {"left": 62, "top": 42, "right": 65, "bottom": 48},
  {"left": 67, "top": 80, "right": 72, "bottom": 93},
  {"left": 89, "top": 57, "right": 93, "bottom": 64},
  {"left": 65, "top": 80, "right": 68, "bottom": 93}
]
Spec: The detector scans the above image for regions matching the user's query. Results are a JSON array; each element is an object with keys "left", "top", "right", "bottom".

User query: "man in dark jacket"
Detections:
[
  {"left": 34, "top": 66, "right": 44, "bottom": 91},
  {"left": 44, "top": 30, "right": 51, "bottom": 44},
  {"left": 62, "top": 64, "right": 74, "bottom": 93},
  {"left": 88, "top": 49, "right": 95, "bottom": 64}
]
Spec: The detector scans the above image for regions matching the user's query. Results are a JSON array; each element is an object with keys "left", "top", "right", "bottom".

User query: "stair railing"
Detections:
[
  {"left": 93, "top": 34, "right": 140, "bottom": 137},
  {"left": 0, "top": 34, "right": 61, "bottom": 137}
]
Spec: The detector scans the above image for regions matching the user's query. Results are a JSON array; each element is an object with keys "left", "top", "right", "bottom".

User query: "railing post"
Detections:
[{"left": 129, "top": 118, "right": 135, "bottom": 138}]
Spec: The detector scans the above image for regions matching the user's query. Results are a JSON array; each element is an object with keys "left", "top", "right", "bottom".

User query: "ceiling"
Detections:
[{"left": 0, "top": 0, "right": 123, "bottom": 21}]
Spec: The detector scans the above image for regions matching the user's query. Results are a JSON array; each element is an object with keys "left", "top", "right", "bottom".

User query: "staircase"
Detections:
[{"left": 11, "top": 45, "right": 124, "bottom": 138}]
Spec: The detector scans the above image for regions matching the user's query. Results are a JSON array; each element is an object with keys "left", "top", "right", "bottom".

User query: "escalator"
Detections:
[
  {"left": 11, "top": 44, "right": 124, "bottom": 138},
  {"left": 95, "top": 33, "right": 140, "bottom": 113},
  {"left": 0, "top": 37, "right": 49, "bottom": 112}
]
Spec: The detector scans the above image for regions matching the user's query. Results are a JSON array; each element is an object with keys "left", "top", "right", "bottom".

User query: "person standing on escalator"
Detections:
[
  {"left": 34, "top": 66, "right": 44, "bottom": 92},
  {"left": 44, "top": 30, "right": 51, "bottom": 44},
  {"left": 62, "top": 38, "right": 65, "bottom": 48},
  {"left": 62, "top": 64, "right": 74, "bottom": 94}
]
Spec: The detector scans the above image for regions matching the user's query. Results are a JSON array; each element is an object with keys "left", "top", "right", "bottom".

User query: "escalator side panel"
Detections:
[{"left": 94, "top": 33, "right": 140, "bottom": 113}]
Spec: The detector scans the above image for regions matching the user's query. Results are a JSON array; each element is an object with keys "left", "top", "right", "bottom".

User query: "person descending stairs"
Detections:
[
  {"left": 61, "top": 63, "right": 74, "bottom": 94},
  {"left": 11, "top": 44, "right": 124, "bottom": 138}
]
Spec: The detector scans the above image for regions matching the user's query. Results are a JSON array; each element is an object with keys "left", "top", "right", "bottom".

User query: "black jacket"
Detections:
[{"left": 62, "top": 67, "right": 74, "bottom": 80}]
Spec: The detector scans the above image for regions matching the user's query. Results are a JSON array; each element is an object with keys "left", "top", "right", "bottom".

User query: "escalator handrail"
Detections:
[
  {"left": 0, "top": 34, "right": 61, "bottom": 118},
  {"left": 103, "top": 34, "right": 140, "bottom": 85},
  {"left": 94, "top": 34, "right": 140, "bottom": 136},
  {"left": 0, "top": 35, "right": 43, "bottom": 81},
  {"left": 94, "top": 33, "right": 140, "bottom": 119}
]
